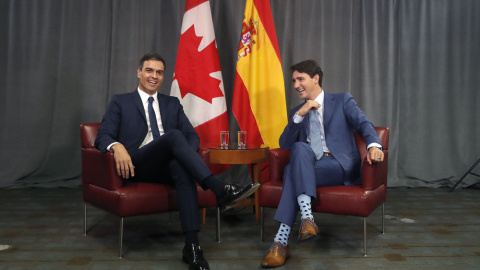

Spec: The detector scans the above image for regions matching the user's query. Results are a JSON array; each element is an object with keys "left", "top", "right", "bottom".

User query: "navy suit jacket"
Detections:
[
  {"left": 279, "top": 92, "right": 381, "bottom": 184},
  {"left": 95, "top": 90, "right": 199, "bottom": 157}
]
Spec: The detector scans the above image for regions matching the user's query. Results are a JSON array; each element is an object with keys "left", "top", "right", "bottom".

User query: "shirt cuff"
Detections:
[
  {"left": 107, "top": 142, "right": 119, "bottom": 152},
  {"left": 293, "top": 113, "right": 304, "bottom": 124},
  {"left": 367, "top": 142, "right": 382, "bottom": 150}
]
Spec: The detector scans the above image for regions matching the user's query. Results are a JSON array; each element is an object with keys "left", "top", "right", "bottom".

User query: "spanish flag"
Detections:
[{"left": 232, "top": 0, "right": 287, "bottom": 149}]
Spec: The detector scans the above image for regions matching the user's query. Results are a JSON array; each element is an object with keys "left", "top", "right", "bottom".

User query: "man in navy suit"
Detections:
[
  {"left": 95, "top": 53, "right": 259, "bottom": 270},
  {"left": 261, "top": 60, "right": 384, "bottom": 268}
]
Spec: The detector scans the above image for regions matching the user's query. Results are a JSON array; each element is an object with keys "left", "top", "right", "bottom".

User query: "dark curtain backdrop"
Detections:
[{"left": 1, "top": 0, "right": 479, "bottom": 188}]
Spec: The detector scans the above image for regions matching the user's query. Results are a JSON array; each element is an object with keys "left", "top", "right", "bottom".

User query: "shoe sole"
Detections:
[
  {"left": 220, "top": 183, "right": 260, "bottom": 212},
  {"left": 182, "top": 255, "right": 209, "bottom": 270},
  {"left": 260, "top": 255, "right": 289, "bottom": 268},
  {"left": 298, "top": 232, "right": 317, "bottom": 241},
  {"left": 261, "top": 262, "right": 286, "bottom": 268}
]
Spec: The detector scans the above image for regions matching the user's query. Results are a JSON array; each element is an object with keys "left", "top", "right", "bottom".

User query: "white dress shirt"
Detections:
[
  {"left": 107, "top": 88, "right": 165, "bottom": 151},
  {"left": 137, "top": 88, "right": 165, "bottom": 148}
]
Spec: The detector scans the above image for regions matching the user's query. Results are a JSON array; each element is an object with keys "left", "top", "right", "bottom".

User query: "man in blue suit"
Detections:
[
  {"left": 261, "top": 60, "right": 384, "bottom": 268},
  {"left": 95, "top": 53, "right": 259, "bottom": 270}
]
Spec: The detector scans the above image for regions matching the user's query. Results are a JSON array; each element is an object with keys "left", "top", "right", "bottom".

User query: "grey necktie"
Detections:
[{"left": 309, "top": 110, "right": 323, "bottom": 160}]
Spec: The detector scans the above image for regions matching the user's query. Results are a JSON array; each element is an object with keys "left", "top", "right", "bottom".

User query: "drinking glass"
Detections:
[
  {"left": 237, "top": 131, "right": 247, "bottom": 149},
  {"left": 220, "top": 131, "right": 229, "bottom": 149}
]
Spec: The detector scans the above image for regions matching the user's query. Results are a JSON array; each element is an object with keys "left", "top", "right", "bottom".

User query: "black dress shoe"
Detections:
[
  {"left": 182, "top": 243, "right": 209, "bottom": 270},
  {"left": 217, "top": 182, "right": 260, "bottom": 212}
]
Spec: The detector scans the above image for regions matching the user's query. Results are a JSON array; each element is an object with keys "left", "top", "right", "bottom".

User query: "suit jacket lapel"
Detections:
[
  {"left": 323, "top": 91, "right": 335, "bottom": 132},
  {"left": 156, "top": 93, "right": 168, "bottom": 131},
  {"left": 133, "top": 90, "right": 147, "bottom": 123}
]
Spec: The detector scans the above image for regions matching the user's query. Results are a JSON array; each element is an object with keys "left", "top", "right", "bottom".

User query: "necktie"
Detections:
[
  {"left": 148, "top": 96, "right": 161, "bottom": 139},
  {"left": 309, "top": 110, "right": 323, "bottom": 160}
]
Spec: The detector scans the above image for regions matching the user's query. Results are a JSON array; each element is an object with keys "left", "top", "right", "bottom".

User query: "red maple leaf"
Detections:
[{"left": 173, "top": 26, "right": 224, "bottom": 104}]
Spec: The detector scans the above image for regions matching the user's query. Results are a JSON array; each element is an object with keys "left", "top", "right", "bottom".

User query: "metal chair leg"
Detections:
[
  {"left": 363, "top": 204, "right": 385, "bottom": 257},
  {"left": 84, "top": 203, "right": 87, "bottom": 236},
  {"left": 216, "top": 207, "right": 221, "bottom": 243},
  {"left": 450, "top": 157, "right": 480, "bottom": 191},
  {"left": 260, "top": 207, "right": 264, "bottom": 243},
  {"left": 119, "top": 218, "right": 124, "bottom": 258},
  {"left": 363, "top": 217, "right": 367, "bottom": 257}
]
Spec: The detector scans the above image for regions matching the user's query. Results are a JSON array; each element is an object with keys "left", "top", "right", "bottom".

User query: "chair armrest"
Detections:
[
  {"left": 361, "top": 150, "right": 389, "bottom": 190},
  {"left": 264, "top": 148, "right": 290, "bottom": 185},
  {"left": 81, "top": 148, "right": 124, "bottom": 190}
]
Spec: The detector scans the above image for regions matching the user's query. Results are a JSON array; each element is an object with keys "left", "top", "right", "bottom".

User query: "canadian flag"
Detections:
[{"left": 170, "top": 0, "right": 229, "bottom": 147}]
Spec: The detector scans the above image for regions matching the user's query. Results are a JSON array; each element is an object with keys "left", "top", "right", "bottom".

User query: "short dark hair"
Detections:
[
  {"left": 290, "top": 60, "right": 323, "bottom": 87},
  {"left": 138, "top": 52, "right": 166, "bottom": 70}
]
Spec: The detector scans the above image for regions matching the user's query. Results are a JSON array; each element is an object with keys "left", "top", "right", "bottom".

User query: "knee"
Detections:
[
  {"left": 288, "top": 142, "right": 315, "bottom": 164},
  {"left": 290, "top": 142, "right": 311, "bottom": 156},
  {"left": 163, "top": 129, "right": 186, "bottom": 145}
]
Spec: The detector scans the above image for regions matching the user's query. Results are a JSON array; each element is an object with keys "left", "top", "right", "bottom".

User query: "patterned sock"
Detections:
[
  {"left": 297, "top": 194, "right": 314, "bottom": 221},
  {"left": 274, "top": 223, "right": 291, "bottom": 247}
]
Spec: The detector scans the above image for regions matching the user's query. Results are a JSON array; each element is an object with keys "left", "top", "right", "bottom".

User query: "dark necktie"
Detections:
[
  {"left": 148, "top": 96, "right": 161, "bottom": 139},
  {"left": 309, "top": 110, "right": 323, "bottom": 160}
]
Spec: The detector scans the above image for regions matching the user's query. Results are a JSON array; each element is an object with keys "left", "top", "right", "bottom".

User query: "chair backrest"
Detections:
[
  {"left": 354, "top": 127, "right": 389, "bottom": 158},
  {"left": 81, "top": 123, "right": 101, "bottom": 149}
]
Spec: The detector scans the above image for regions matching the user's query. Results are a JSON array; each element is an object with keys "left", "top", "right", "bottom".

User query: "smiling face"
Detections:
[
  {"left": 137, "top": 60, "right": 165, "bottom": 95},
  {"left": 292, "top": 71, "right": 322, "bottom": 100}
]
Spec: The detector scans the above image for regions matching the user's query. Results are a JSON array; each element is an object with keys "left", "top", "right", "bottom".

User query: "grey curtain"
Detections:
[{"left": 1, "top": 0, "right": 479, "bottom": 188}]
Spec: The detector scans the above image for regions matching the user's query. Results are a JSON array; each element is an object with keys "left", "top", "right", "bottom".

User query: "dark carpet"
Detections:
[{"left": 0, "top": 187, "right": 479, "bottom": 269}]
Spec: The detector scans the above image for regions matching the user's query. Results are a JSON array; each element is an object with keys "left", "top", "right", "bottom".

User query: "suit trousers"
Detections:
[
  {"left": 131, "top": 129, "right": 212, "bottom": 233},
  {"left": 274, "top": 142, "right": 345, "bottom": 227}
]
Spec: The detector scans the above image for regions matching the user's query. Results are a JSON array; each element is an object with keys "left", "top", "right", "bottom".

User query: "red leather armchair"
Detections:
[
  {"left": 81, "top": 123, "right": 219, "bottom": 258},
  {"left": 259, "top": 127, "right": 389, "bottom": 256}
]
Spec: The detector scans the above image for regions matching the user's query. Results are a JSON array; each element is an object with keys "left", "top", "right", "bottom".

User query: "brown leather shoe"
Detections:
[
  {"left": 298, "top": 218, "right": 319, "bottom": 241},
  {"left": 261, "top": 242, "right": 290, "bottom": 268}
]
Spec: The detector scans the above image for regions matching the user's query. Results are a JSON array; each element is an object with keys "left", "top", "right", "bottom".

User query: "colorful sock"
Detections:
[
  {"left": 297, "top": 194, "right": 314, "bottom": 221},
  {"left": 274, "top": 223, "right": 291, "bottom": 246}
]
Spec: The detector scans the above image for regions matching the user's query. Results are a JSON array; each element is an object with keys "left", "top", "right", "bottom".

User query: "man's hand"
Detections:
[
  {"left": 111, "top": 143, "right": 135, "bottom": 179},
  {"left": 366, "top": 147, "right": 384, "bottom": 165},
  {"left": 297, "top": 100, "right": 321, "bottom": 117}
]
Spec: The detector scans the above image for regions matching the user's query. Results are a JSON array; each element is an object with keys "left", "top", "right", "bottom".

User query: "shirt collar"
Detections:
[
  {"left": 314, "top": 90, "right": 324, "bottom": 106},
  {"left": 137, "top": 88, "right": 156, "bottom": 104}
]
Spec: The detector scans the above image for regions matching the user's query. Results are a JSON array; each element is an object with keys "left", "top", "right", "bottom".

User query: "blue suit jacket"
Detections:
[
  {"left": 95, "top": 90, "right": 199, "bottom": 156},
  {"left": 279, "top": 92, "right": 381, "bottom": 184}
]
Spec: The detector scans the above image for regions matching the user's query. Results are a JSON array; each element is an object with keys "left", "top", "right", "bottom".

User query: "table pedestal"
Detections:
[{"left": 209, "top": 147, "right": 269, "bottom": 223}]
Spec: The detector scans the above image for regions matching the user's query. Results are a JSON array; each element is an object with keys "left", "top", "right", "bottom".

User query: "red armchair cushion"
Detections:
[
  {"left": 259, "top": 127, "right": 389, "bottom": 218},
  {"left": 81, "top": 123, "right": 217, "bottom": 219},
  {"left": 83, "top": 183, "right": 171, "bottom": 217}
]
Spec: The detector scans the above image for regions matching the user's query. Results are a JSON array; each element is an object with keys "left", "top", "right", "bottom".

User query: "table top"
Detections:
[{"left": 208, "top": 147, "right": 269, "bottom": 164}]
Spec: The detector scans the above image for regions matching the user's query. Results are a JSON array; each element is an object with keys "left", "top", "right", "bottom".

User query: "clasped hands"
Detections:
[{"left": 111, "top": 143, "right": 135, "bottom": 179}]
